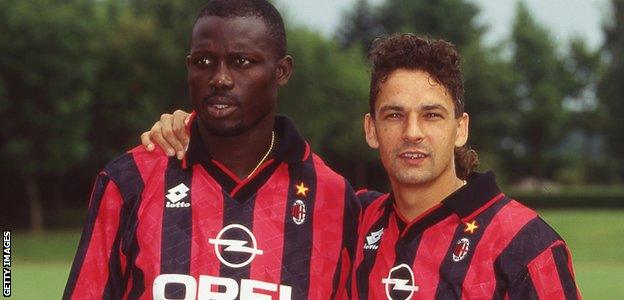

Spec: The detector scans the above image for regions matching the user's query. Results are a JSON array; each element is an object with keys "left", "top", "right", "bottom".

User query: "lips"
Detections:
[
  {"left": 398, "top": 150, "right": 429, "bottom": 165},
  {"left": 203, "top": 95, "right": 239, "bottom": 119}
]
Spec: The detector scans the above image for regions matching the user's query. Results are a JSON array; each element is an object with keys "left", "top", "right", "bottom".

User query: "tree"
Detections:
[
  {"left": 279, "top": 27, "right": 375, "bottom": 188},
  {"left": 86, "top": 1, "right": 187, "bottom": 170},
  {"left": 336, "top": 0, "right": 382, "bottom": 51},
  {"left": 561, "top": 38, "right": 603, "bottom": 183},
  {"left": 0, "top": 0, "right": 99, "bottom": 232},
  {"left": 376, "top": 0, "right": 485, "bottom": 49},
  {"left": 598, "top": 0, "right": 624, "bottom": 181},
  {"left": 508, "top": 1, "right": 576, "bottom": 181}
]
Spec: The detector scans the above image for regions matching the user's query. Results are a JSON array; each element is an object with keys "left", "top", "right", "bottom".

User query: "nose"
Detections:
[
  {"left": 402, "top": 113, "right": 424, "bottom": 143},
  {"left": 209, "top": 61, "right": 234, "bottom": 90}
]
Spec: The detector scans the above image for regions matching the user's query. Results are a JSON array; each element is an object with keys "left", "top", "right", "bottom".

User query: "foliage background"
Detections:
[{"left": 2, "top": 0, "right": 624, "bottom": 230}]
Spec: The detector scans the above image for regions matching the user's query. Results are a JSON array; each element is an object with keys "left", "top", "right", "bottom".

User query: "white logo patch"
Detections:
[
  {"left": 452, "top": 238, "right": 470, "bottom": 262},
  {"left": 381, "top": 264, "right": 419, "bottom": 300},
  {"left": 209, "top": 224, "right": 263, "bottom": 268},
  {"left": 166, "top": 183, "right": 190, "bottom": 203},
  {"left": 364, "top": 228, "right": 384, "bottom": 250},
  {"left": 292, "top": 200, "right": 306, "bottom": 225}
]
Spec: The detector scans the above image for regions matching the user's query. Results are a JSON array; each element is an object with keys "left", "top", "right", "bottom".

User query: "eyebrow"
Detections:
[
  {"left": 421, "top": 104, "right": 449, "bottom": 114},
  {"left": 378, "top": 105, "right": 405, "bottom": 113}
]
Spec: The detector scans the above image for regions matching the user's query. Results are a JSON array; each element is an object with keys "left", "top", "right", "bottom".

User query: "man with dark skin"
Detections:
[
  {"left": 187, "top": 13, "right": 290, "bottom": 179},
  {"left": 65, "top": 1, "right": 359, "bottom": 299}
]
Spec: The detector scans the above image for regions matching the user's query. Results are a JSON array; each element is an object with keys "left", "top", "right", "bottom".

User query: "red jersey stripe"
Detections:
[
  {"left": 72, "top": 181, "right": 123, "bottom": 299},
  {"left": 411, "top": 214, "right": 459, "bottom": 298},
  {"left": 367, "top": 213, "right": 400, "bottom": 300},
  {"left": 308, "top": 156, "right": 346, "bottom": 298},
  {"left": 249, "top": 164, "right": 289, "bottom": 284},
  {"left": 131, "top": 156, "right": 167, "bottom": 299},
  {"left": 528, "top": 241, "right": 566, "bottom": 299},
  {"left": 462, "top": 201, "right": 537, "bottom": 299},
  {"left": 352, "top": 194, "right": 389, "bottom": 300},
  {"left": 189, "top": 165, "right": 224, "bottom": 280}
]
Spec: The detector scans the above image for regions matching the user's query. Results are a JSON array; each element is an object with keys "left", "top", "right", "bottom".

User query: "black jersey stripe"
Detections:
[
  {"left": 110, "top": 154, "right": 146, "bottom": 299},
  {"left": 218, "top": 190, "right": 257, "bottom": 288},
  {"left": 357, "top": 190, "right": 384, "bottom": 212},
  {"left": 507, "top": 273, "right": 539, "bottom": 300},
  {"left": 388, "top": 236, "right": 424, "bottom": 300},
  {"left": 107, "top": 153, "right": 146, "bottom": 299},
  {"left": 200, "top": 161, "right": 237, "bottom": 193},
  {"left": 63, "top": 174, "right": 110, "bottom": 299},
  {"left": 383, "top": 207, "right": 451, "bottom": 300},
  {"left": 160, "top": 158, "right": 193, "bottom": 298},
  {"left": 356, "top": 207, "right": 391, "bottom": 300},
  {"left": 280, "top": 157, "right": 317, "bottom": 299},
  {"left": 330, "top": 180, "right": 360, "bottom": 299},
  {"left": 434, "top": 197, "right": 511, "bottom": 299},
  {"left": 330, "top": 248, "right": 345, "bottom": 299},
  {"left": 102, "top": 206, "right": 128, "bottom": 299},
  {"left": 552, "top": 244, "right": 579, "bottom": 300},
  {"left": 400, "top": 206, "right": 453, "bottom": 248},
  {"left": 492, "top": 216, "right": 560, "bottom": 298}
]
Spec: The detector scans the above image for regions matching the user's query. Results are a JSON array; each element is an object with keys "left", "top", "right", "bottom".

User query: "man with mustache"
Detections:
[
  {"left": 65, "top": 1, "right": 359, "bottom": 299},
  {"left": 144, "top": 35, "right": 581, "bottom": 299},
  {"left": 352, "top": 34, "right": 581, "bottom": 299}
]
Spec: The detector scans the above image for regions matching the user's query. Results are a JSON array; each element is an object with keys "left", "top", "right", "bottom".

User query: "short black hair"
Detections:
[
  {"left": 195, "top": 0, "right": 287, "bottom": 57},
  {"left": 369, "top": 34, "right": 464, "bottom": 118}
]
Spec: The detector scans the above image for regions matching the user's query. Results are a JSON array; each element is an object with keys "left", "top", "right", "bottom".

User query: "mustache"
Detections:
[
  {"left": 395, "top": 142, "right": 429, "bottom": 155},
  {"left": 202, "top": 92, "right": 241, "bottom": 105}
]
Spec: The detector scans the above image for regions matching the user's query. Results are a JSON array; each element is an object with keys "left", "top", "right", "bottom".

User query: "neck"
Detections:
[
  {"left": 198, "top": 115, "right": 275, "bottom": 179},
  {"left": 391, "top": 166, "right": 464, "bottom": 222}
]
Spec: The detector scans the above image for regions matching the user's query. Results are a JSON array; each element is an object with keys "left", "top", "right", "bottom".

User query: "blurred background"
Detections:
[{"left": 1, "top": 0, "right": 623, "bottom": 298}]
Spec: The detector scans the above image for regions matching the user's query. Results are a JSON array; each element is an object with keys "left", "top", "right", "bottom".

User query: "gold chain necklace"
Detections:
[{"left": 247, "top": 131, "right": 275, "bottom": 178}]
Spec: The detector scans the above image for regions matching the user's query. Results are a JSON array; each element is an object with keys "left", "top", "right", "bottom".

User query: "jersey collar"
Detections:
[
  {"left": 383, "top": 171, "right": 504, "bottom": 224},
  {"left": 184, "top": 113, "right": 310, "bottom": 168},
  {"left": 440, "top": 171, "right": 504, "bottom": 222}
]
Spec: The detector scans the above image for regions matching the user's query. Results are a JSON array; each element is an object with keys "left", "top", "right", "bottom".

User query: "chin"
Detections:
[
  {"left": 393, "top": 170, "right": 434, "bottom": 186},
  {"left": 203, "top": 122, "right": 247, "bottom": 137}
]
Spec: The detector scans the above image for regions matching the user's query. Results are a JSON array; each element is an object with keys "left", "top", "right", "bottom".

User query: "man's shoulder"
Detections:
[
  {"left": 492, "top": 199, "right": 560, "bottom": 236},
  {"left": 305, "top": 153, "right": 364, "bottom": 210},
  {"left": 308, "top": 153, "right": 347, "bottom": 183},
  {"left": 102, "top": 145, "right": 170, "bottom": 184},
  {"left": 356, "top": 189, "right": 386, "bottom": 212},
  {"left": 485, "top": 198, "right": 566, "bottom": 262}
]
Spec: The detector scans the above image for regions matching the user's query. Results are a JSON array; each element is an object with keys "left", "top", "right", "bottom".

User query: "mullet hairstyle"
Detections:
[
  {"left": 368, "top": 33, "right": 479, "bottom": 179},
  {"left": 195, "top": 0, "right": 287, "bottom": 58}
]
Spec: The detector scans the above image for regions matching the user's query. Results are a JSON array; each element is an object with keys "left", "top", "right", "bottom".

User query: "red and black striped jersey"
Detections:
[
  {"left": 64, "top": 115, "right": 360, "bottom": 300},
  {"left": 352, "top": 172, "right": 581, "bottom": 300}
]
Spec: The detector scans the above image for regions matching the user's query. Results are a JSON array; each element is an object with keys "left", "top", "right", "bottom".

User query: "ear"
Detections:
[
  {"left": 276, "top": 55, "right": 293, "bottom": 86},
  {"left": 186, "top": 55, "right": 191, "bottom": 70},
  {"left": 454, "top": 112, "right": 469, "bottom": 147},
  {"left": 364, "top": 113, "right": 380, "bottom": 149}
]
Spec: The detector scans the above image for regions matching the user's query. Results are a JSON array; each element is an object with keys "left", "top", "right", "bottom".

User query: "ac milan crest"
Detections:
[
  {"left": 452, "top": 238, "right": 470, "bottom": 262},
  {"left": 292, "top": 200, "right": 306, "bottom": 225}
]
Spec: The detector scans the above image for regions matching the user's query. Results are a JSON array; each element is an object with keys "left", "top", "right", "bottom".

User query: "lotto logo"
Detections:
[{"left": 166, "top": 184, "right": 190, "bottom": 208}]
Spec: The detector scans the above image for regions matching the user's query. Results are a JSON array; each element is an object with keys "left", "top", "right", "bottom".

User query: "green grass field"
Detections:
[{"left": 9, "top": 209, "right": 624, "bottom": 299}]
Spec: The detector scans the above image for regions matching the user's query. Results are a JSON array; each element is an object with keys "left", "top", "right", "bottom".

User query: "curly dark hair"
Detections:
[
  {"left": 368, "top": 34, "right": 478, "bottom": 179},
  {"left": 195, "top": 0, "right": 287, "bottom": 58}
]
